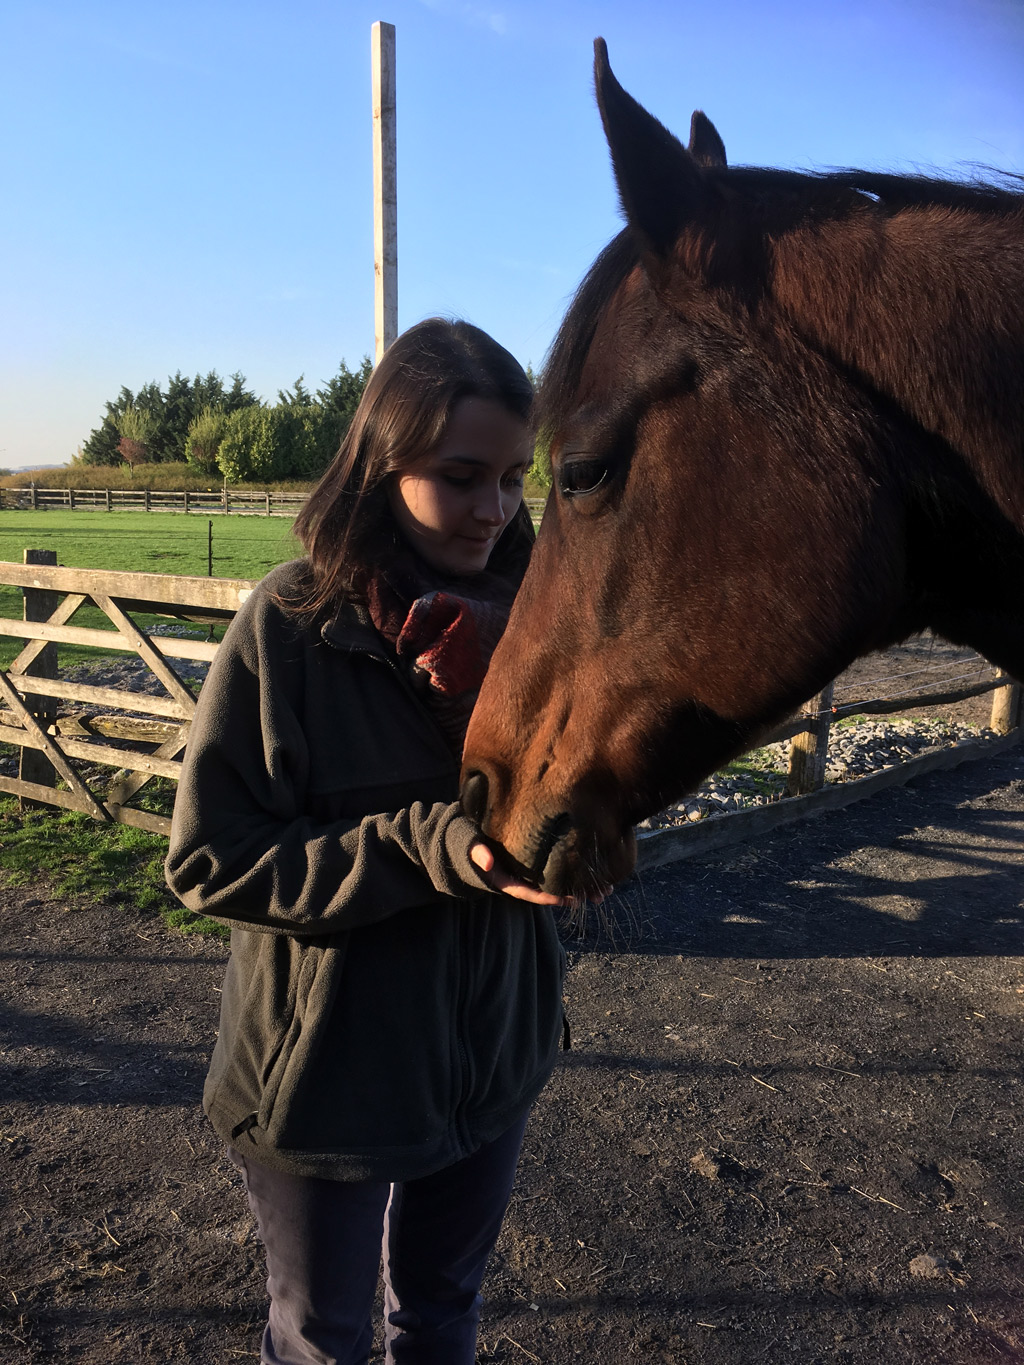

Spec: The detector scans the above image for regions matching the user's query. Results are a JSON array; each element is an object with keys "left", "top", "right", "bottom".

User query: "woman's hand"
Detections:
[{"left": 469, "top": 841, "right": 571, "bottom": 906}]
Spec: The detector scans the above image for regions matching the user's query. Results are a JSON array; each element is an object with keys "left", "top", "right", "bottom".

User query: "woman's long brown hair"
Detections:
[{"left": 290, "top": 318, "right": 535, "bottom": 619}]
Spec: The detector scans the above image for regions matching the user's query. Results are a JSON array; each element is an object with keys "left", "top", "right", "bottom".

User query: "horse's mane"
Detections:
[{"left": 538, "top": 165, "right": 1023, "bottom": 441}]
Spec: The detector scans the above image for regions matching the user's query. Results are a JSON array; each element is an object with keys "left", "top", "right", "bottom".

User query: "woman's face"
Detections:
[{"left": 389, "top": 396, "right": 532, "bottom": 575}]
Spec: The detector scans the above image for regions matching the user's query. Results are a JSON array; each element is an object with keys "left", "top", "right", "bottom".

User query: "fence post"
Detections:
[
  {"left": 18, "top": 548, "right": 59, "bottom": 806},
  {"left": 30, "top": 482, "right": 37, "bottom": 510},
  {"left": 183, "top": 489, "right": 190, "bottom": 514},
  {"left": 372, "top": 20, "right": 398, "bottom": 362},
  {"left": 265, "top": 490, "right": 271, "bottom": 515},
  {"left": 105, "top": 488, "right": 111, "bottom": 512},
  {"left": 787, "top": 681, "right": 834, "bottom": 796},
  {"left": 144, "top": 488, "right": 151, "bottom": 512},
  {"left": 990, "top": 670, "right": 1021, "bottom": 735},
  {"left": 222, "top": 486, "right": 229, "bottom": 515},
  {"left": 69, "top": 488, "right": 76, "bottom": 510}
]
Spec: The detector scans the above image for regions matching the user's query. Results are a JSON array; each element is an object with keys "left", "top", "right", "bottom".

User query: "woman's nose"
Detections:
[{"left": 473, "top": 483, "right": 506, "bottom": 525}]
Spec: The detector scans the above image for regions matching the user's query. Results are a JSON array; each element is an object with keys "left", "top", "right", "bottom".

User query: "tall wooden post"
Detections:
[
  {"left": 787, "top": 681, "right": 835, "bottom": 796},
  {"left": 19, "top": 548, "right": 58, "bottom": 804},
  {"left": 372, "top": 21, "right": 397, "bottom": 363},
  {"left": 990, "top": 669, "right": 1022, "bottom": 735}
]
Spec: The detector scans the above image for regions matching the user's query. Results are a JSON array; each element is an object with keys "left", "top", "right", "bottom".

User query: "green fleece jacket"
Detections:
[{"left": 165, "top": 561, "right": 566, "bottom": 1182}]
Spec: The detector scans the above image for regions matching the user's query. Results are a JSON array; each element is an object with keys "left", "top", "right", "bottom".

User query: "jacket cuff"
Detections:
[{"left": 441, "top": 813, "right": 494, "bottom": 896}]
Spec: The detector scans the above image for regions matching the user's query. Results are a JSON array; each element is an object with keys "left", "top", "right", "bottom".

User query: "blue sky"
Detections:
[{"left": 2, "top": 0, "right": 1022, "bottom": 468}]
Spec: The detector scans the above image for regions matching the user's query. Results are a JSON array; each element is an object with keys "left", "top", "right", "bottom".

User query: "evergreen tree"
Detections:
[
  {"left": 317, "top": 357, "right": 372, "bottom": 432},
  {"left": 224, "top": 372, "right": 258, "bottom": 413},
  {"left": 81, "top": 371, "right": 259, "bottom": 466},
  {"left": 278, "top": 375, "right": 316, "bottom": 408}
]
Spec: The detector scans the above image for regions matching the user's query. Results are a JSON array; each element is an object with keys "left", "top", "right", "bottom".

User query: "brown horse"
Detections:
[{"left": 462, "top": 39, "right": 1024, "bottom": 900}]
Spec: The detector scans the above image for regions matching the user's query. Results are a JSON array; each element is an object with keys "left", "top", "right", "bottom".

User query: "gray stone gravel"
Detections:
[{"left": 638, "top": 716, "right": 995, "bottom": 830}]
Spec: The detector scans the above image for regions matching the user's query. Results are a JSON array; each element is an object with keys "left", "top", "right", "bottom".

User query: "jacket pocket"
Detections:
[
  {"left": 266, "top": 904, "right": 460, "bottom": 1154},
  {"left": 257, "top": 941, "right": 333, "bottom": 1134}
]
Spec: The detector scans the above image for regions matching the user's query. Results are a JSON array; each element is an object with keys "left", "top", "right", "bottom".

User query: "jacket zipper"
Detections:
[{"left": 323, "top": 625, "right": 476, "bottom": 1151}]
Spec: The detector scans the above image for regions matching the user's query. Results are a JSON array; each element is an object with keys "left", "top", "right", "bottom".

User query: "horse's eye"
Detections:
[{"left": 558, "top": 458, "right": 609, "bottom": 498}]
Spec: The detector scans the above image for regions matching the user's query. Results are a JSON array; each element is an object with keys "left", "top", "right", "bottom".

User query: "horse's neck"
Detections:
[{"left": 771, "top": 204, "right": 1024, "bottom": 520}]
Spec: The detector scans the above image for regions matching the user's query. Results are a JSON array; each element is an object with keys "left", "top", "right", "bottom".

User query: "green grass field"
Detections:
[
  {"left": 0, "top": 510, "right": 301, "bottom": 669},
  {"left": 0, "top": 509, "right": 299, "bottom": 580}
]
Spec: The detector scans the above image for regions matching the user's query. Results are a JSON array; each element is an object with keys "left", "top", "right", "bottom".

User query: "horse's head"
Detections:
[{"left": 461, "top": 41, "right": 1015, "bottom": 898}]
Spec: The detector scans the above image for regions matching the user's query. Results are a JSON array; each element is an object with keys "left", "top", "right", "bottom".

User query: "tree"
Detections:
[
  {"left": 317, "top": 357, "right": 372, "bottom": 433},
  {"left": 524, "top": 364, "right": 552, "bottom": 491},
  {"left": 224, "top": 372, "right": 258, "bottom": 413},
  {"left": 278, "top": 375, "right": 316, "bottom": 408},
  {"left": 82, "top": 381, "right": 162, "bottom": 465},
  {"left": 115, "top": 404, "right": 158, "bottom": 477},
  {"left": 81, "top": 371, "right": 259, "bottom": 466},
  {"left": 185, "top": 406, "right": 229, "bottom": 476}
]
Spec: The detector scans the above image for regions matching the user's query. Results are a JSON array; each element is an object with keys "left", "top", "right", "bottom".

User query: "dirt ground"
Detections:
[{"left": 2, "top": 741, "right": 1023, "bottom": 1362}]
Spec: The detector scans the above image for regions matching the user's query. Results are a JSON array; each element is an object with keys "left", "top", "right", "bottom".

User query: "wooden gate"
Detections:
[{"left": 0, "top": 556, "right": 255, "bottom": 834}]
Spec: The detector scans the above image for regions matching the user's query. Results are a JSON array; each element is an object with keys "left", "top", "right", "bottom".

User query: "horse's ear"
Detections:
[
  {"left": 594, "top": 38, "right": 722, "bottom": 278},
  {"left": 688, "top": 110, "right": 726, "bottom": 169}
]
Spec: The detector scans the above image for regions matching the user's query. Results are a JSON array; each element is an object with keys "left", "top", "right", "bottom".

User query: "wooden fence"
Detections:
[
  {"left": 0, "top": 488, "right": 549, "bottom": 519},
  {"left": 0, "top": 553, "right": 1018, "bottom": 854},
  {"left": 0, "top": 553, "right": 255, "bottom": 834},
  {"left": 637, "top": 671, "right": 1021, "bottom": 870},
  {"left": 0, "top": 487, "right": 307, "bottom": 516}
]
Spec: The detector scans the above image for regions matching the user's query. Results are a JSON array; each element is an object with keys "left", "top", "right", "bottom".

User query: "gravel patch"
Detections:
[{"left": 638, "top": 717, "right": 996, "bottom": 830}]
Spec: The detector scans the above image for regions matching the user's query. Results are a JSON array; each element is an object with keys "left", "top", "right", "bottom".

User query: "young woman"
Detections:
[{"left": 165, "top": 319, "right": 568, "bottom": 1365}]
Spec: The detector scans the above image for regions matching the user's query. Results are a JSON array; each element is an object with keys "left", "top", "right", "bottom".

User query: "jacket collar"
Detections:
[{"left": 320, "top": 600, "right": 392, "bottom": 659}]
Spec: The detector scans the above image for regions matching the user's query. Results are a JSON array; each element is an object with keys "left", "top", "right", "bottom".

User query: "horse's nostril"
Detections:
[{"left": 461, "top": 770, "right": 489, "bottom": 824}]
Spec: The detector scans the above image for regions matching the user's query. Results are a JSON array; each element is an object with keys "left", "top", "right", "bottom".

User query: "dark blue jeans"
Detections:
[{"left": 229, "top": 1113, "right": 529, "bottom": 1365}]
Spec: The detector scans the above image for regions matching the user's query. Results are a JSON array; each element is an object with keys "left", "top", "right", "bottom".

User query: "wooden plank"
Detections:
[
  {"left": 9, "top": 675, "right": 192, "bottom": 719},
  {"left": 0, "top": 775, "right": 171, "bottom": 834},
  {"left": 108, "top": 725, "right": 190, "bottom": 807},
  {"left": 635, "top": 729, "right": 1023, "bottom": 871},
  {"left": 54, "top": 714, "right": 184, "bottom": 745},
  {"left": 0, "top": 560, "right": 255, "bottom": 611},
  {"left": 830, "top": 676, "right": 1001, "bottom": 721},
  {"left": 0, "top": 670, "right": 111, "bottom": 820},
  {"left": 758, "top": 675, "right": 1003, "bottom": 749},
  {"left": 372, "top": 20, "right": 397, "bottom": 362},
  {"left": 18, "top": 549, "right": 58, "bottom": 798},
  {"left": 0, "top": 617, "right": 218, "bottom": 662},
  {"left": 7, "top": 593, "right": 88, "bottom": 676},
  {"left": 0, "top": 719, "right": 183, "bottom": 779},
  {"left": 91, "top": 595, "right": 200, "bottom": 711}
]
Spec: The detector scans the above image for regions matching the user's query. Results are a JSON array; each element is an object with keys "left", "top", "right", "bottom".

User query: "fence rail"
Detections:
[
  {"left": 0, "top": 486, "right": 308, "bottom": 516},
  {"left": 0, "top": 488, "right": 550, "bottom": 518},
  {"left": 0, "top": 552, "right": 1018, "bottom": 848}
]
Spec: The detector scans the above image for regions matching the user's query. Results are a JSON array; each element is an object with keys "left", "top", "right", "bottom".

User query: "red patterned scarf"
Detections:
[{"left": 365, "top": 550, "right": 521, "bottom": 756}]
